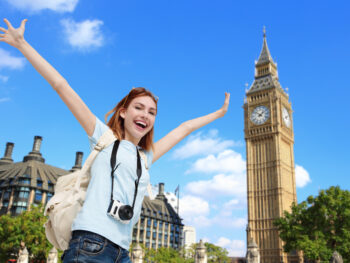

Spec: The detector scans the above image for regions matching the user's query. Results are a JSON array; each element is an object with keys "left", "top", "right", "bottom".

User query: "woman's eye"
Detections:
[
  {"left": 135, "top": 106, "right": 141, "bottom": 110},
  {"left": 149, "top": 112, "right": 155, "bottom": 116}
]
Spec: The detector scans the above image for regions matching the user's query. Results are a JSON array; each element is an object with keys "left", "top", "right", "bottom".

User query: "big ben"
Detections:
[{"left": 244, "top": 29, "right": 298, "bottom": 263}]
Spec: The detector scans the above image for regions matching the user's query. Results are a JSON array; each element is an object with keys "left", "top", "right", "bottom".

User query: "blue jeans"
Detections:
[{"left": 62, "top": 230, "right": 132, "bottom": 263}]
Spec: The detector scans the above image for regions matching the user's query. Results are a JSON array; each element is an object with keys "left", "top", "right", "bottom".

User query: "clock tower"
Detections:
[{"left": 244, "top": 29, "right": 298, "bottom": 263}]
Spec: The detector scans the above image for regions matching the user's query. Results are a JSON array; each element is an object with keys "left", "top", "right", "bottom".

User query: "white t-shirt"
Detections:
[{"left": 72, "top": 117, "right": 153, "bottom": 250}]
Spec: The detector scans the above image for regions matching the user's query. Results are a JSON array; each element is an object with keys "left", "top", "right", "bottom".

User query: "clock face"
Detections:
[
  {"left": 282, "top": 107, "right": 291, "bottom": 128},
  {"left": 250, "top": 105, "right": 270, "bottom": 125}
]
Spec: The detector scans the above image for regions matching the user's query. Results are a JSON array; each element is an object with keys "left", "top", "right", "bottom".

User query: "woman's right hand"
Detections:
[{"left": 0, "top": 18, "right": 28, "bottom": 48}]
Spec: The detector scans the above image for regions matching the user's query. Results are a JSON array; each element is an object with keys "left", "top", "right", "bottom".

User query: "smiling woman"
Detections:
[{"left": 0, "top": 18, "right": 230, "bottom": 263}]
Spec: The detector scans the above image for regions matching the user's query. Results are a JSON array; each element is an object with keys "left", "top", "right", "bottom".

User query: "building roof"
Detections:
[
  {"left": 142, "top": 183, "right": 183, "bottom": 225},
  {"left": 0, "top": 136, "right": 79, "bottom": 190},
  {"left": 248, "top": 74, "right": 284, "bottom": 94}
]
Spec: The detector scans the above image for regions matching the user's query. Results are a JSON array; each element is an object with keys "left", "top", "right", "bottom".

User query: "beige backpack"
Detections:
[{"left": 44, "top": 129, "right": 117, "bottom": 250}]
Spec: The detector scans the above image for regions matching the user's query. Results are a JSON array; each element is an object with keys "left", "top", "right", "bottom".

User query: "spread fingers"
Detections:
[{"left": 3, "top": 18, "right": 13, "bottom": 29}]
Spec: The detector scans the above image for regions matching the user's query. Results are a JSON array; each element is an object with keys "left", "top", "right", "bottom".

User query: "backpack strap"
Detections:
[{"left": 74, "top": 128, "right": 116, "bottom": 191}]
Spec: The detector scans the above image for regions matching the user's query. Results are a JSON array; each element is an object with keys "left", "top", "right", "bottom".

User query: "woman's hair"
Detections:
[{"left": 105, "top": 87, "right": 158, "bottom": 151}]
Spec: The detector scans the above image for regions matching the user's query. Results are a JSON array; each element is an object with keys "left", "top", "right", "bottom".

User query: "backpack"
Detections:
[{"left": 44, "top": 129, "right": 117, "bottom": 250}]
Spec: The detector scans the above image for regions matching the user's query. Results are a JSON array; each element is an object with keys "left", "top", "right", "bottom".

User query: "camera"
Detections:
[{"left": 107, "top": 199, "right": 134, "bottom": 224}]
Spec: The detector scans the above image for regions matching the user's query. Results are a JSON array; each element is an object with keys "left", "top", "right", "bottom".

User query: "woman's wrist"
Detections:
[{"left": 16, "top": 38, "right": 28, "bottom": 51}]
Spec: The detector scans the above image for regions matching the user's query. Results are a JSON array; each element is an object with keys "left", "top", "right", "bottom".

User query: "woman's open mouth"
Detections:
[{"left": 134, "top": 120, "right": 147, "bottom": 131}]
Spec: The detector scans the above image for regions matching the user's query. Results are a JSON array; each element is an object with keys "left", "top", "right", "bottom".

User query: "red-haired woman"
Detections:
[{"left": 0, "top": 19, "right": 230, "bottom": 263}]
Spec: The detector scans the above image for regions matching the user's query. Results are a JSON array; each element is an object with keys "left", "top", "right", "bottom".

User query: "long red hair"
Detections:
[{"left": 105, "top": 87, "right": 158, "bottom": 151}]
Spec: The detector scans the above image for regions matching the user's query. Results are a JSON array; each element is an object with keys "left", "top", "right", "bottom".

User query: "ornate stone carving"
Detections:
[
  {"left": 17, "top": 241, "right": 29, "bottom": 263},
  {"left": 330, "top": 251, "right": 343, "bottom": 263},
  {"left": 131, "top": 243, "right": 143, "bottom": 263},
  {"left": 246, "top": 239, "right": 260, "bottom": 263},
  {"left": 195, "top": 240, "right": 207, "bottom": 263},
  {"left": 47, "top": 247, "right": 58, "bottom": 263}
]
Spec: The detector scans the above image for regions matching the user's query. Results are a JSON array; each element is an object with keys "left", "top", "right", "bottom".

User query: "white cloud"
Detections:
[
  {"left": 295, "top": 164, "right": 311, "bottom": 188},
  {"left": 6, "top": 0, "right": 78, "bottom": 13},
  {"left": 179, "top": 195, "right": 210, "bottom": 218},
  {"left": 186, "top": 149, "right": 246, "bottom": 175},
  {"left": 216, "top": 237, "right": 245, "bottom": 257},
  {"left": 186, "top": 173, "right": 246, "bottom": 199},
  {"left": 0, "top": 75, "right": 9, "bottom": 83},
  {"left": 211, "top": 216, "right": 246, "bottom": 229},
  {"left": 0, "top": 48, "right": 25, "bottom": 70},
  {"left": 220, "top": 199, "right": 245, "bottom": 216},
  {"left": 0, "top": 97, "right": 11, "bottom": 103},
  {"left": 60, "top": 19, "right": 104, "bottom": 51},
  {"left": 172, "top": 130, "right": 239, "bottom": 159}
]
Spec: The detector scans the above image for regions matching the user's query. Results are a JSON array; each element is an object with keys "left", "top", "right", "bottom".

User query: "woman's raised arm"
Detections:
[
  {"left": 0, "top": 19, "right": 95, "bottom": 136},
  {"left": 152, "top": 92, "right": 230, "bottom": 163}
]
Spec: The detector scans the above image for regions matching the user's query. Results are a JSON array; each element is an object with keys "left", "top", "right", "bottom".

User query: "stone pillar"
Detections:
[
  {"left": 246, "top": 238, "right": 260, "bottom": 263},
  {"left": 131, "top": 243, "right": 143, "bottom": 263},
  {"left": 70, "top": 152, "right": 83, "bottom": 172},
  {"left": 330, "top": 251, "right": 343, "bottom": 263},
  {"left": 23, "top": 136, "right": 45, "bottom": 163},
  {"left": 195, "top": 240, "right": 207, "bottom": 263},
  {"left": 17, "top": 241, "right": 29, "bottom": 263},
  {"left": 47, "top": 247, "right": 58, "bottom": 263},
  {"left": 0, "top": 142, "right": 14, "bottom": 164}
]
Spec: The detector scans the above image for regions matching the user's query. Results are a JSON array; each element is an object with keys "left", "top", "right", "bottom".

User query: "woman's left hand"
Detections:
[{"left": 218, "top": 92, "right": 230, "bottom": 117}]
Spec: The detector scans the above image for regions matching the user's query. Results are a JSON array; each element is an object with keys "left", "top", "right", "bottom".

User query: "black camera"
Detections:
[{"left": 107, "top": 199, "right": 134, "bottom": 224}]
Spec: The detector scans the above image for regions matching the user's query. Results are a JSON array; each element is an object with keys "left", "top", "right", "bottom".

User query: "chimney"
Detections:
[
  {"left": 0, "top": 142, "right": 14, "bottom": 165},
  {"left": 70, "top": 152, "right": 84, "bottom": 172},
  {"left": 159, "top": 183, "right": 165, "bottom": 195},
  {"left": 156, "top": 182, "right": 167, "bottom": 201},
  {"left": 23, "top": 136, "right": 45, "bottom": 163},
  {"left": 32, "top": 136, "right": 43, "bottom": 152}
]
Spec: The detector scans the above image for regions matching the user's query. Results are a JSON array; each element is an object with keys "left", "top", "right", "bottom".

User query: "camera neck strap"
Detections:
[{"left": 110, "top": 140, "right": 142, "bottom": 210}]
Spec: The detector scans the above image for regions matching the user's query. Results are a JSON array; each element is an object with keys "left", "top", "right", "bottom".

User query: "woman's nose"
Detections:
[{"left": 140, "top": 110, "right": 149, "bottom": 119}]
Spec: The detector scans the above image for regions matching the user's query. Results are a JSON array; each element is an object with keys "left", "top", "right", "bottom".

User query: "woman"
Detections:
[{"left": 0, "top": 19, "right": 230, "bottom": 263}]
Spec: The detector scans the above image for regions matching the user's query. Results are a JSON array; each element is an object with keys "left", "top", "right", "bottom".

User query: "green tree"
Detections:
[
  {"left": 274, "top": 186, "right": 350, "bottom": 262},
  {"left": 0, "top": 204, "right": 58, "bottom": 262},
  {"left": 204, "top": 242, "right": 229, "bottom": 263},
  {"left": 143, "top": 247, "right": 191, "bottom": 263}
]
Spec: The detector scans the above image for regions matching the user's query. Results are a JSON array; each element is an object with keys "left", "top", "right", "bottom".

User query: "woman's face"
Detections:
[{"left": 120, "top": 95, "right": 157, "bottom": 145}]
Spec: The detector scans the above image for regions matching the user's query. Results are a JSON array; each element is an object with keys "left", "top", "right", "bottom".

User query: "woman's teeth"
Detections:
[{"left": 135, "top": 121, "right": 146, "bottom": 128}]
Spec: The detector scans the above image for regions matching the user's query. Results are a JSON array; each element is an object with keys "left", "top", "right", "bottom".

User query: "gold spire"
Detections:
[{"left": 256, "top": 26, "right": 274, "bottom": 66}]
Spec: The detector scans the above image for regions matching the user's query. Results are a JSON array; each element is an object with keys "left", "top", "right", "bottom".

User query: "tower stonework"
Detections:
[{"left": 244, "top": 30, "right": 298, "bottom": 263}]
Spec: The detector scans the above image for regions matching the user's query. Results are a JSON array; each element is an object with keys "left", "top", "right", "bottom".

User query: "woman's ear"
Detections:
[{"left": 120, "top": 108, "right": 126, "bottom": 119}]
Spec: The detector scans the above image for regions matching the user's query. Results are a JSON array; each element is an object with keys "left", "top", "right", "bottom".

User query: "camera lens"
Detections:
[{"left": 119, "top": 205, "right": 134, "bottom": 220}]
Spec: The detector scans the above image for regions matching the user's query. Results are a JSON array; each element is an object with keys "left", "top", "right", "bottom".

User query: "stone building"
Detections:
[
  {"left": 0, "top": 137, "right": 183, "bottom": 250},
  {"left": 243, "top": 29, "right": 299, "bottom": 262},
  {"left": 0, "top": 136, "right": 79, "bottom": 215},
  {"left": 132, "top": 183, "right": 183, "bottom": 250}
]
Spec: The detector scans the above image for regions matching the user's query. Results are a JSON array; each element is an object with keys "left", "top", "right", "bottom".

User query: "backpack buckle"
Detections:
[{"left": 94, "top": 143, "right": 103, "bottom": 152}]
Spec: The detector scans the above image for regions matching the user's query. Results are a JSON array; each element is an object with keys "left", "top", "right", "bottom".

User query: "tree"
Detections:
[
  {"left": 204, "top": 242, "right": 229, "bottom": 263},
  {"left": 0, "top": 204, "right": 59, "bottom": 262},
  {"left": 274, "top": 186, "right": 350, "bottom": 262},
  {"left": 142, "top": 246, "right": 192, "bottom": 263}
]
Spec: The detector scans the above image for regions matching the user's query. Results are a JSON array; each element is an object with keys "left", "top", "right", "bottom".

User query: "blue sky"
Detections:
[{"left": 1, "top": 0, "right": 349, "bottom": 257}]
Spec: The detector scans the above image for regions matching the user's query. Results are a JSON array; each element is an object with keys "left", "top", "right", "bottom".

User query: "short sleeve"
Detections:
[
  {"left": 145, "top": 149, "right": 154, "bottom": 170},
  {"left": 88, "top": 117, "right": 109, "bottom": 151}
]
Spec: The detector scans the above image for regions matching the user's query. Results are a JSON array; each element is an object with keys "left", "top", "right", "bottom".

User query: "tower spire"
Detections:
[
  {"left": 256, "top": 26, "right": 274, "bottom": 66},
  {"left": 247, "top": 28, "right": 283, "bottom": 94},
  {"left": 253, "top": 27, "right": 278, "bottom": 79}
]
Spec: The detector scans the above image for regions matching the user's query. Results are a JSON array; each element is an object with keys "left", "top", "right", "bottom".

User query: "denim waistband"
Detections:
[{"left": 72, "top": 230, "right": 122, "bottom": 251}]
